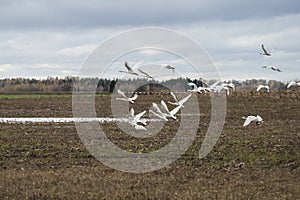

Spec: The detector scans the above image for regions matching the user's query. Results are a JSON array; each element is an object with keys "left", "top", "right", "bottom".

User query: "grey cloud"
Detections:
[{"left": 0, "top": 0, "right": 299, "bottom": 30}]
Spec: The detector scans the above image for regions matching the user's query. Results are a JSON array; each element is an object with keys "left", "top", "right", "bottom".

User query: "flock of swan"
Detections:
[
  {"left": 117, "top": 89, "right": 192, "bottom": 130},
  {"left": 117, "top": 44, "right": 299, "bottom": 129}
]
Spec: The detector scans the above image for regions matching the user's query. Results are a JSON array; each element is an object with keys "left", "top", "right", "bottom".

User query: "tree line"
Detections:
[{"left": 0, "top": 76, "right": 294, "bottom": 93}]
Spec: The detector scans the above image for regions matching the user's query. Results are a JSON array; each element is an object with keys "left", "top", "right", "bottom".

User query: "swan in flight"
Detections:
[
  {"left": 160, "top": 64, "right": 175, "bottom": 74},
  {"left": 214, "top": 83, "right": 235, "bottom": 95},
  {"left": 138, "top": 68, "right": 156, "bottom": 80},
  {"left": 242, "top": 115, "right": 263, "bottom": 127},
  {"left": 128, "top": 108, "right": 147, "bottom": 130},
  {"left": 287, "top": 81, "right": 300, "bottom": 89},
  {"left": 160, "top": 100, "right": 181, "bottom": 120},
  {"left": 168, "top": 92, "right": 192, "bottom": 108},
  {"left": 187, "top": 82, "right": 211, "bottom": 94},
  {"left": 257, "top": 85, "right": 270, "bottom": 92},
  {"left": 119, "top": 61, "right": 142, "bottom": 76},
  {"left": 116, "top": 89, "right": 138, "bottom": 104},
  {"left": 260, "top": 44, "right": 272, "bottom": 56},
  {"left": 150, "top": 101, "right": 182, "bottom": 121},
  {"left": 262, "top": 65, "right": 282, "bottom": 72},
  {"left": 149, "top": 103, "right": 168, "bottom": 121}
]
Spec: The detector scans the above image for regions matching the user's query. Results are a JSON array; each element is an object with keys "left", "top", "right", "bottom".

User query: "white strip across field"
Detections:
[{"left": 0, "top": 117, "right": 128, "bottom": 123}]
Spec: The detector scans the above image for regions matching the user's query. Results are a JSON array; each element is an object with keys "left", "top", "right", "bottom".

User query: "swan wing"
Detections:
[
  {"left": 124, "top": 61, "right": 134, "bottom": 73},
  {"left": 261, "top": 44, "right": 268, "bottom": 54},
  {"left": 138, "top": 68, "right": 150, "bottom": 77},
  {"left": 243, "top": 116, "right": 255, "bottom": 127},
  {"left": 257, "top": 85, "right": 263, "bottom": 91},
  {"left": 160, "top": 100, "right": 170, "bottom": 113},
  {"left": 170, "top": 105, "right": 182, "bottom": 116},
  {"left": 117, "top": 89, "right": 127, "bottom": 99},
  {"left": 128, "top": 94, "right": 138, "bottom": 101},
  {"left": 179, "top": 93, "right": 192, "bottom": 105},
  {"left": 170, "top": 92, "right": 179, "bottom": 103},
  {"left": 134, "top": 110, "right": 146, "bottom": 122}
]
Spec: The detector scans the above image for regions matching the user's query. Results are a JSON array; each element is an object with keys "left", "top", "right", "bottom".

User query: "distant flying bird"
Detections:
[
  {"left": 262, "top": 65, "right": 282, "bottom": 72},
  {"left": 168, "top": 92, "right": 192, "bottom": 108},
  {"left": 260, "top": 44, "right": 272, "bottom": 56},
  {"left": 256, "top": 85, "right": 270, "bottom": 92},
  {"left": 128, "top": 108, "right": 147, "bottom": 130},
  {"left": 119, "top": 61, "right": 142, "bottom": 76},
  {"left": 116, "top": 89, "right": 138, "bottom": 104},
  {"left": 160, "top": 64, "right": 175, "bottom": 74},
  {"left": 242, "top": 115, "right": 263, "bottom": 127},
  {"left": 138, "top": 68, "right": 156, "bottom": 80},
  {"left": 287, "top": 81, "right": 300, "bottom": 89}
]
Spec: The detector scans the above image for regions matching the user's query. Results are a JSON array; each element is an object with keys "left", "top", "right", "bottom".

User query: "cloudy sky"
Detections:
[{"left": 0, "top": 0, "right": 299, "bottom": 82}]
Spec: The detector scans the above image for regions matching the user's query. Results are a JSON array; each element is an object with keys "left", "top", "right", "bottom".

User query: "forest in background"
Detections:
[{"left": 0, "top": 76, "right": 296, "bottom": 93}]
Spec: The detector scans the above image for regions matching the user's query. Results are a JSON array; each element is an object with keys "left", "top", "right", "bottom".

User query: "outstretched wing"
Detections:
[
  {"left": 243, "top": 116, "right": 255, "bottom": 127},
  {"left": 134, "top": 110, "right": 146, "bottom": 122},
  {"left": 179, "top": 94, "right": 192, "bottom": 105},
  {"left": 287, "top": 81, "right": 295, "bottom": 88},
  {"left": 261, "top": 44, "right": 268, "bottom": 54},
  {"left": 170, "top": 92, "right": 179, "bottom": 103},
  {"left": 152, "top": 103, "right": 163, "bottom": 114},
  {"left": 117, "top": 89, "right": 127, "bottom": 99},
  {"left": 124, "top": 61, "right": 134, "bottom": 73},
  {"left": 149, "top": 110, "right": 167, "bottom": 121},
  {"left": 138, "top": 68, "right": 151, "bottom": 77},
  {"left": 257, "top": 85, "right": 263, "bottom": 91},
  {"left": 170, "top": 105, "right": 182, "bottom": 116},
  {"left": 128, "top": 93, "right": 138, "bottom": 101},
  {"left": 160, "top": 100, "right": 170, "bottom": 113}
]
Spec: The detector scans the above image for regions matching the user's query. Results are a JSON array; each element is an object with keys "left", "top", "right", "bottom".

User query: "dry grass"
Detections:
[{"left": 0, "top": 92, "right": 299, "bottom": 199}]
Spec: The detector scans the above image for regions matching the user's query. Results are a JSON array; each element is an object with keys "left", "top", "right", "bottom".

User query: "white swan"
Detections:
[
  {"left": 287, "top": 81, "right": 300, "bottom": 89},
  {"left": 168, "top": 92, "right": 192, "bottom": 108},
  {"left": 116, "top": 89, "right": 138, "bottom": 104},
  {"left": 128, "top": 108, "right": 147, "bottom": 130},
  {"left": 262, "top": 65, "right": 282, "bottom": 72},
  {"left": 160, "top": 100, "right": 181, "bottom": 120},
  {"left": 160, "top": 64, "right": 175, "bottom": 74},
  {"left": 149, "top": 103, "right": 168, "bottom": 121},
  {"left": 119, "top": 61, "right": 142, "bottom": 76},
  {"left": 150, "top": 100, "right": 182, "bottom": 121},
  {"left": 242, "top": 115, "right": 263, "bottom": 127},
  {"left": 257, "top": 85, "right": 270, "bottom": 92},
  {"left": 213, "top": 83, "right": 235, "bottom": 95}
]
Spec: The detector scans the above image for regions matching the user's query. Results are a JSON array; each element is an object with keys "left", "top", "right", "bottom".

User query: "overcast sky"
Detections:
[{"left": 0, "top": 0, "right": 299, "bottom": 82}]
